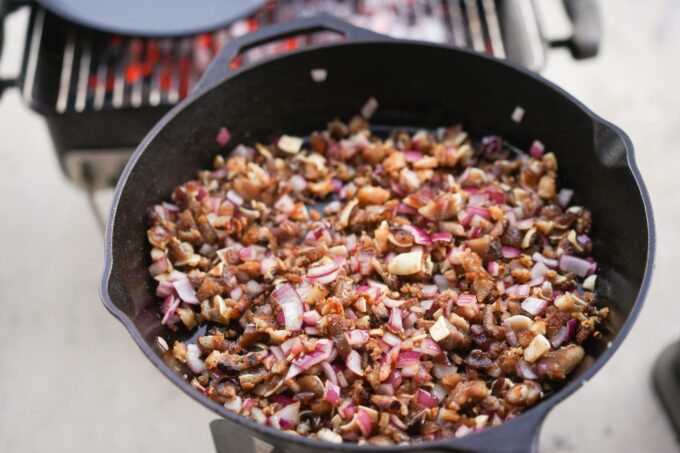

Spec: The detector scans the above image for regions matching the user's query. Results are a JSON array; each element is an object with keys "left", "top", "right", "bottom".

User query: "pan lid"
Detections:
[{"left": 35, "top": 0, "right": 266, "bottom": 37}]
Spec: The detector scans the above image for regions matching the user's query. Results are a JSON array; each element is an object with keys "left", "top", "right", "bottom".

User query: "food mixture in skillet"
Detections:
[{"left": 147, "top": 107, "right": 606, "bottom": 445}]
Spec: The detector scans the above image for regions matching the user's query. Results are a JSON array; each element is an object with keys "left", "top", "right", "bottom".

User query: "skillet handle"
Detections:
[
  {"left": 550, "top": 0, "right": 601, "bottom": 59},
  {"left": 192, "top": 14, "right": 387, "bottom": 97}
]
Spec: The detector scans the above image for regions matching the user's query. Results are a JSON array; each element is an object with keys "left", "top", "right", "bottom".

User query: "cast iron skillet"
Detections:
[{"left": 100, "top": 15, "right": 655, "bottom": 453}]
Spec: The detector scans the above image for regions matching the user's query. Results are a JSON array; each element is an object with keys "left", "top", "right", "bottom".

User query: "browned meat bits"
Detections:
[{"left": 147, "top": 111, "right": 606, "bottom": 445}]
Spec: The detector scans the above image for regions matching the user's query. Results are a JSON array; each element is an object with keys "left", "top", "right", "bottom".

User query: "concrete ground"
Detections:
[{"left": 1, "top": 1, "right": 679, "bottom": 452}]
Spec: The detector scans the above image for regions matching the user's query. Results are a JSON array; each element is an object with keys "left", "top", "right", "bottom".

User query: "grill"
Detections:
[
  {"left": 26, "top": 1, "right": 518, "bottom": 114},
  {"left": 11, "top": 0, "right": 591, "bottom": 194}
]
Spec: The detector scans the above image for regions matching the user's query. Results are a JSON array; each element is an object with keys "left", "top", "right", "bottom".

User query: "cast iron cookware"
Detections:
[{"left": 100, "top": 15, "right": 655, "bottom": 453}]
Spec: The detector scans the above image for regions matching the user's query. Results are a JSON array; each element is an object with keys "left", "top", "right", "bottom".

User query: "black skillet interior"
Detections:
[{"left": 101, "top": 16, "right": 654, "bottom": 453}]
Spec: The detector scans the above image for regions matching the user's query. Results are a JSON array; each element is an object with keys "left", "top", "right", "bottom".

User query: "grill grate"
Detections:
[{"left": 49, "top": 0, "right": 507, "bottom": 113}]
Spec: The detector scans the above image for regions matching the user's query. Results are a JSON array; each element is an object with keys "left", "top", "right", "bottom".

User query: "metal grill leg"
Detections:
[{"left": 211, "top": 420, "right": 286, "bottom": 453}]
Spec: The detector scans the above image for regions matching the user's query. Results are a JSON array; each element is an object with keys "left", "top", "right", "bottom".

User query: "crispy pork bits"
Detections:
[{"left": 147, "top": 116, "right": 606, "bottom": 444}]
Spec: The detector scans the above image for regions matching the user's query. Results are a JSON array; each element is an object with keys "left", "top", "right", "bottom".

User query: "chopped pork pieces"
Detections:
[{"left": 147, "top": 115, "right": 606, "bottom": 445}]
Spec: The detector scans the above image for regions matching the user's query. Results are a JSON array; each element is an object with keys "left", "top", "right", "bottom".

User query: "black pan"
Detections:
[{"left": 100, "top": 15, "right": 655, "bottom": 453}]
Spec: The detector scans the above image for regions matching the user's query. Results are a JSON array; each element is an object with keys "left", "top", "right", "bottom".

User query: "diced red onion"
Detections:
[
  {"left": 400, "top": 363, "right": 420, "bottom": 378},
  {"left": 156, "top": 280, "right": 174, "bottom": 298},
  {"left": 456, "top": 293, "right": 477, "bottom": 307},
  {"left": 377, "top": 383, "right": 395, "bottom": 395},
  {"left": 431, "top": 232, "right": 452, "bottom": 243},
  {"left": 274, "top": 194, "right": 295, "bottom": 214},
  {"left": 307, "top": 262, "right": 340, "bottom": 280},
  {"left": 321, "top": 361, "right": 338, "bottom": 385},
  {"left": 289, "top": 175, "right": 307, "bottom": 193},
  {"left": 506, "top": 284, "right": 530, "bottom": 298},
  {"left": 230, "top": 144, "right": 255, "bottom": 161},
  {"left": 338, "top": 400, "right": 355, "bottom": 419},
  {"left": 421, "top": 299, "right": 435, "bottom": 313},
  {"left": 356, "top": 410, "right": 373, "bottom": 437},
  {"left": 245, "top": 280, "right": 263, "bottom": 297},
  {"left": 149, "top": 258, "right": 170, "bottom": 277},
  {"left": 516, "top": 218, "right": 535, "bottom": 230},
  {"left": 272, "top": 284, "right": 304, "bottom": 331},
  {"left": 251, "top": 407, "right": 267, "bottom": 424},
  {"left": 487, "top": 261, "right": 500, "bottom": 277},
  {"left": 314, "top": 268, "right": 340, "bottom": 285},
  {"left": 404, "top": 150, "right": 424, "bottom": 162},
  {"left": 160, "top": 296, "right": 180, "bottom": 325},
  {"left": 270, "top": 346, "right": 284, "bottom": 361},
  {"left": 421, "top": 285, "right": 438, "bottom": 298},
  {"left": 518, "top": 285, "right": 530, "bottom": 297},
  {"left": 345, "top": 329, "right": 370, "bottom": 347},
  {"left": 469, "top": 192, "right": 489, "bottom": 206},
  {"left": 516, "top": 359, "right": 538, "bottom": 379},
  {"left": 487, "top": 188, "right": 506, "bottom": 204},
  {"left": 531, "top": 262, "right": 549, "bottom": 280},
  {"left": 420, "top": 338, "right": 442, "bottom": 356},
  {"left": 402, "top": 224, "right": 432, "bottom": 246},
  {"left": 557, "top": 188, "right": 574, "bottom": 207},
  {"left": 396, "top": 203, "right": 417, "bottom": 215},
  {"left": 527, "top": 276, "right": 545, "bottom": 287},
  {"left": 172, "top": 278, "right": 199, "bottom": 304},
  {"left": 390, "top": 414, "right": 408, "bottom": 430},
  {"left": 482, "top": 135, "right": 502, "bottom": 156},
  {"left": 577, "top": 234, "right": 591, "bottom": 246},
  {"left": 521, "top": 297, "right": 548, "bottom": 316},
  {"left": 186, "top": 344, "right": 205, "bottom": 374},
  {"left": 323, "top": 380, "right": 341, "bottom": 405},
  {"left": 346, "top": 350, "right": 364, "bottom": 376},
  {"left": 224, "top": 396, "right": 242, "bottom": 411},
  {"left": 243, "top": 398, "right": 255, "bottom": 411},
  {"left": 336, "top": 368, "right": 349, "bottom": 388},
  {"left": 434, "top": 274, "right": 449, "bottom": 291},
  {"left": 532, "top": 252, "right": 558, "bottom": 268},
  {"left": 216, "top": 127, "right": 231, "bottom": 146},
  {"left": 238, "top": 246, "right": 256, "bottom": 261},
  {"left": 470, "top": 324, "right": 484, "bottom": 336},
  {"left": 559, "top": 254, "right": 597, "bottom": 277},
  {"left": 550, "top": 319, "right": 579, "bottom": 348},
  {"left": 303, "top": 310, "right": 321, "bottom": 326},
  {"left": 292, "top": 339, "right": 333, "bottom": 370},
  {"left": 432, "top": 361, "right": 457, "bottom": 379},
  {"left": 502, "top": 323, "right": 519, "bottom": 347},
  {"left": 230, "top": 286, "right": 243, "bottom": 301},
  {"left": 496, "top": 280, "right": 506, "bottom": 294},
  {"left": 396, "top": 351, "right": 420, "bottom": 368},
  {"left": 467, "top": 206, "right": 489, "bottom": 219},
  {"left": 387, "top": 369, "right": 403, "bottom": 388},
  {"left": 383, "top": 297, "right": 404, "bottom": 309},
  {"left": 388, "top": 307, "right": 404, "bottom": 332},
  {"left": 403, "top": 311, "right": 418, "bottom": 329},
  {"left": 416, "top": 389, "right": 439, "bottom": 408},
  {"left": 382, "top": 332, "right": 401, "bottom": 347},
  {"left": 529, "top": 140, "right": 545, "bottom": 159},
  {"left": 361, "top": 97, "right": 379, "bottom": 119},
  {"left": 270, "top": 401, "right": 300, "bottom": 430},
  {"left": 260, "top": 256, "right": 278, "bottom": 276},
  {"left": 502, "top": 246, "right": 521, "bottom": 259},
  {"left": 226, "top": 189, "right": 243, "bottom": 206}
]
